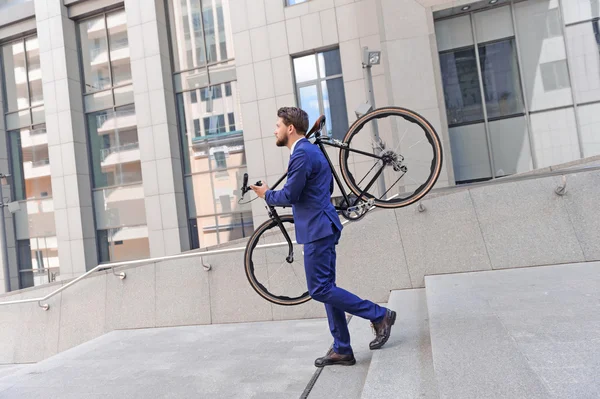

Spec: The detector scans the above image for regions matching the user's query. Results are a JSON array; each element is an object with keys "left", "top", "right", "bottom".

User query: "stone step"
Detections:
[
  {"left": 360, "top": 289, "right": 438, "bottom": 399},
  {"left": 425, "top": 262, "right": 600, "bottom": 398},
  {"left": 307, "top": 309, "right": 380, "bottom": 399}
]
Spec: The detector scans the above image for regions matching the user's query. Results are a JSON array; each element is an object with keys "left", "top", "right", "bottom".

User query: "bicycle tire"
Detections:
[
  {"left": 339, "top": 107, "right": 443, "bottom": 208},
  {"left": 244, "top": 215, "right": 311, "bottom": 306}
]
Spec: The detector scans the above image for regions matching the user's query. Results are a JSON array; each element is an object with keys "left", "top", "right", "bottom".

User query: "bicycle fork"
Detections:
[{"left": 268, "top": 206, "right": 295, "bottom": 264}]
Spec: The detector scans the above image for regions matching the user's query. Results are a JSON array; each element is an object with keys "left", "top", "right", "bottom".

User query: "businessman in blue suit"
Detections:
[{"left": 251, "top": 107, "right": 396, "bottom": 367}]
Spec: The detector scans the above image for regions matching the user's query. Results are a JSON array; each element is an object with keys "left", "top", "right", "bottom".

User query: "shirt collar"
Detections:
[{"left": 290, "top": 137, "right": 305, "bottom": 155}]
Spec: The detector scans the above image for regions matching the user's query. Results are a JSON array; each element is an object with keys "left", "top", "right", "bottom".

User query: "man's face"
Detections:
[{"left": 274, "top": 117, "right": 290, "bottom": 147}]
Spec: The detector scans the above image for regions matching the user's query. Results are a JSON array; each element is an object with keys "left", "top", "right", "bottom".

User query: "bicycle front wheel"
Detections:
[
  {"left": 339, "top": 107, "right": 443, "bottom": 208},
  {"left": 244, "top": 215, "right": 311, "bottom": 306}
]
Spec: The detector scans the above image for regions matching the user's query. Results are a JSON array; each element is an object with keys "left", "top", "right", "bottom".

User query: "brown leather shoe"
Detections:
[
  {"left": 369, "top": 309, "right": 396, "bottom": 350},
  {"left": 314, "top": 350, "right": 356, "bottom": 367}
]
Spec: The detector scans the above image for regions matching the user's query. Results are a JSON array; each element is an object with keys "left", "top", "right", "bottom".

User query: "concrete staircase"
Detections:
[{"left": 310, "top": 261, "right": 600, "bottom": 399}]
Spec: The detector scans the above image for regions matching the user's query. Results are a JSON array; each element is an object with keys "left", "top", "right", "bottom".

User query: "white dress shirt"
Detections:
[{"left": 290, "top": 137, "right": 306, "bottom": 156}]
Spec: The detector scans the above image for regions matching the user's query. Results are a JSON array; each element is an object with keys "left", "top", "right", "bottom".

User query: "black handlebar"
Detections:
[{"left": 241, "top": 173, "right": 262, "bottom": 199}]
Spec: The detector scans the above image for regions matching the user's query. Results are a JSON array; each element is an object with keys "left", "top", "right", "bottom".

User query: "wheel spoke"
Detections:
[
  {"left": 357, "top": 160, "right": 381, "bottom": 187},
  {"left": 394, "top": 127, "right": 408, "bottom": 153},
  {"left": 380, "top": 172, "right": 406, "bottom": 199},
  {"left": 408, "top": 138, "right": 426, "bottom": 149}
]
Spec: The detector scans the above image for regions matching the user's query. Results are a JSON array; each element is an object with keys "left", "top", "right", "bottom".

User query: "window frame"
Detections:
[{"left": 292, "top": 47, "right": 346, "bottom": 138}]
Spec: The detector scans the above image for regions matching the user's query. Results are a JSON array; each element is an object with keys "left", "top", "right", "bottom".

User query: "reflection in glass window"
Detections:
[
  {"left": 540, "top": 60, "right": 570, "bottom": 91},
  {"left": 287, "top": 0, "right": 308, "bottom": 5},
  {"left": 97, "top": 226, "right": 150, "bottom": 263},
  {"left": 439, "top": 48, "right": 484, "bottom": 125},
  {"left": 293, "top": 49, "right": 348, "bottom": 139},
  {"left": 8, "top": 126, "right": 51, "bottom": 201},
  {"left": 78, "top": 11, "right": 150, "bottom": 263},
  {"left": 167, "top": 0, "right": 233, "bottom": 72},
  {"left": 479, "top": 39, "right": 525, "bottom": 118},
  {"left": 2, "top": 35, "right": 55, "bottom": 289},
  {"left": 87, "top": 105, "right": 142, "bottom": 188},
  {"left": 79, "top": 9, "right": 130, "bottom": 92},
  {"left": 2, "top": 36, "right": 43, "bottom": 121},
  {"left": 176, "top": 81, "right": 253, "bottom": 248},
  {"left": 17, "top": 238, "right": 59, "bottom": 289},
  {"left": 567, "top": 21, "right": 600, "bottom": 104}
]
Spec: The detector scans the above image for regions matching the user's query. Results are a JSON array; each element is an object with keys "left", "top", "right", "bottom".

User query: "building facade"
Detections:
[{"left": 0, "top": 0, "right": 598, "bottom": 293}]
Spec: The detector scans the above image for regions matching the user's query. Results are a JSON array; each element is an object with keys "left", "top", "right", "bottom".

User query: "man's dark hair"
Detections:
[{"left": 277, "top": 107, "right": 309, "bottom": 135}]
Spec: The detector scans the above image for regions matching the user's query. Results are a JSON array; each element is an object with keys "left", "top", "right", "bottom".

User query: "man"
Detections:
[{"left": 251, "top": 107, "right": 396, "bottom": 367}]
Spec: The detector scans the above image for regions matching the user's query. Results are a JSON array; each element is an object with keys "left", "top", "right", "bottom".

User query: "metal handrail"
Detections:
[{"left": 0, "top": 162, "right": 598, "bottom": 310}]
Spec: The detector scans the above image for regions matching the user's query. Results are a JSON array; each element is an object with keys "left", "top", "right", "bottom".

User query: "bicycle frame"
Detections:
[{"left": 263, "top": 130, "right": 385, "bottom": 261}]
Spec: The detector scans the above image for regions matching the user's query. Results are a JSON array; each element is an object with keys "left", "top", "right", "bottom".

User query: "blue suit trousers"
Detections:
[{"left": 303, "top": 227, "right": 387, "bottom": 355}]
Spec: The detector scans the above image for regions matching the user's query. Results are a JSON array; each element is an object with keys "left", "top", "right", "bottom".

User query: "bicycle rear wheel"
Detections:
[
  {"left": 244, "top": 215, "right": 311, "bottom": 306},
  {"left": 339, "top": 107, "right": 443, "bottom": 208}
]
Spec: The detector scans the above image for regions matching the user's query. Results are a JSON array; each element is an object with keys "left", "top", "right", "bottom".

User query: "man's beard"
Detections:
[{"left": 276, "top": 135, "right": 288, "bottom": 147}]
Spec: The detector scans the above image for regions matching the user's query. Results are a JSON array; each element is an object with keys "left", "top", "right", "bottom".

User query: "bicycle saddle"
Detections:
[{"left": 307, "top": 115, "right": 326, "bottom": 138}]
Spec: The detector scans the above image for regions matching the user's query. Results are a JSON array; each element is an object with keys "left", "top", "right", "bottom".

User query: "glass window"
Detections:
[
  {"left": 577, "top": 103, "right": 600, "bottom": 158},
  {"left": 0, "top": 0, "right": 32, "bottom": 11},
  {"left": 194, "top": 119, "right": 201, "bottom": 136},
  {"left": 93, "top": 185, "right": 147, "bottom": 230},
  {"left": 488, "top": 117, "right": 533, "bottom": 177},
  {"left": 435, "top": 15, "right": 474, "bottom": 52},
  {"left": 26, "top": 37, "right": 43, "bottom": 108},
  {"left": 107, "top": 11, "right": 131, "bottom": 86},
  {"left": 439, "top": 48, "right": 484, "bottom": 125},
  {"left": 293, "top": 49, "right": 348, "bottom": 139},
  {"left": 515, "top": 0, "right": 573, "bottom": 111},
  {"left": 562, "top": 0, "right": 600, "bottom": 25},
  {"left": 17, "top": 237, "right": 59, "bottom": 289},
  {"left": 79, "top": 9, "right": 129, "bottom": 94},
  {"left": 176, "top": 80, "right": 252, "bottom": 248},
  {"left": 474, "top": 6, "right": 514, "bottom": 43},
  {"left": 478, "top": 39, "right": 525, "bottom": 119},
  {"left": 9, "top": 126, "right": 52, "bottom": 201},
  {"left": 86, "top": 105, "right": 141, "bottom": 188},
  {"left": 167, "top": 0, "right": 233, "bottom": 72},
  {"left": 530, "top": 108, "right": 580, "bottom": 168},
  {"left": 449, "top": 123, "right": 492, "bottom": 184},
  {"left": 2, "top": 35, "right": 56, "bottom": 289},
  {"left": 2, "top": 36, "right": 43, "bottom": 115},
  {"left": 203, "top": 115, "right": 226, "bottom": 135},
  {"left": 79, "top": 14, "right": 110, "bottom": 92},
  {"left": 287, "top": 0, "right": 308, "bottom": 5},
  {"left": 2, "top": 40, "right": 28, "bottom": 112},
  {"left": 97, "top": 226, "right": 150, "bottom": 263},
  {"left": 566, "top": 22, "right": 600, "bottom": 104},
  {"left": 227, "top": 112, "right": 235, "bottom": 131}
]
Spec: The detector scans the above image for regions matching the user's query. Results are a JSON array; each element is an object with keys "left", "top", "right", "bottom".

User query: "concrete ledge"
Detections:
[{"left": 0, "top": 168, "right": 599, "bottom": 363}]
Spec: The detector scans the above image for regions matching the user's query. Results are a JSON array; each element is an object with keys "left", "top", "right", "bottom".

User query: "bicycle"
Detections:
[{"left": 240, "top": 107, "right": 443, "bottom": 306}]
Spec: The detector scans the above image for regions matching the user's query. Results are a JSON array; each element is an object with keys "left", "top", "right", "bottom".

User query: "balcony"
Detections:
[
  {"left": 23, "top": 159, "right": 51, "bottom": 179},
  {"left": 100, "top": 143, "right": 140, "bottom": 166},
  {"left": 20, "top": 129, "right": 48, "bottom": 148},
  {"left": 97, "top": 112, "right": 137, "bottom": 134},
  {"left": 94, "top": 185, "right": 146, "bottom": 230},
  {"left": 89, "top": 39, "right": 129, "bottom": 66},
  {"left": 13, "top": 198, "right": 56, "bottom": 240}
]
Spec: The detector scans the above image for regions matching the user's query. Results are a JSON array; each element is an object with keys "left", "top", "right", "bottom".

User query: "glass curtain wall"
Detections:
[
  {"left": 563, "top": 0, "right": 600, "bottom": 157},
  {"left": 78, "top": 9, "right": 150, "bottom": 263},
  {"left": 435, "top": 0, "right": 598, "bottom": 183},
  {"left": 167, "top": 0, "right": 253, "bottom": 249},
  {"left": 2, "top": 36, "right": 58, "bottom": 288}
]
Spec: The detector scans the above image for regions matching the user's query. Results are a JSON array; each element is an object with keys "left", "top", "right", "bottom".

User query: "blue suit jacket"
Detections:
[{"left": 265, "top": 138, "right": 343, "bottom": 244}]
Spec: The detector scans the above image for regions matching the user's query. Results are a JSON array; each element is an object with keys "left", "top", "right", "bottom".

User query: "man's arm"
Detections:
[{"left": 265, "top": 149, "right": 311, "bottom": 206}]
